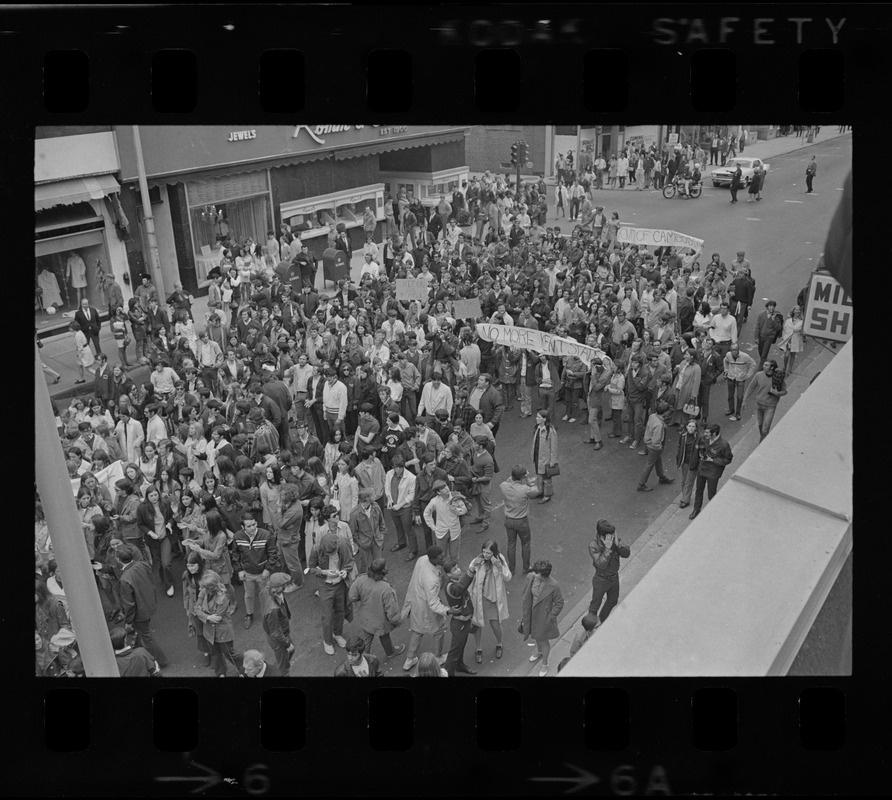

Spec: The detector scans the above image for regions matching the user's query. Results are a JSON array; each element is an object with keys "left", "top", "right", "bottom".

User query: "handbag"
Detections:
[
  {"left": 544, "top": 463, "right": 561, "bottom": 478},
  {"left": 123, "top": 335, "right": 132, "bottom": 347},
  {"left": 682, "top": 402, "right": 700, "bottom": 417}
]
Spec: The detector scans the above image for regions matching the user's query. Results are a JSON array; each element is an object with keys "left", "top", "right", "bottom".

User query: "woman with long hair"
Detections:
[
  {"left": 201, "top": 470, "right": 223, "bottom": 502},
  {"left": 304, "top": 498, "right": 329, "bottom": 568},
  {"left": 519, "top": 559, "right": 565, "bottom": 677},
  {"left": 175, "top": 488, "right": 207, "bottom": 543},
  {"left": 276, "top": 482, "right": 305, "bottom": 589},
  {"left": 139, "top": 440, "right": 160, "bottom": 484},
  {"left": 778, "top": 305, "right": 805, "bottom": 375},
  {"left": 184, "top": 508, "right": 233, "bottom": 587},
  {"left": 415, "top": 651, "right": 448, "bottom": 677},
  {"left": 675, "top": 418, "right": 702, "bottom": 509},
  {"left": 172, "top": 421, "right": 209, "bottom": 485},
  {"left": 468, "top": 539, "right": 512, "bottom": 664},
  {"left": 531, "top": 409, "right": 559, "bottom": 503},
  {"left": 193, "top": 570, "right": 240, "bottom": 677},
  {"left": 123, "top": 461, "right": 152, "bottom": 501},
  {"left": 306, "top": 456, "right": 331, "bottom": 499},
  {"left": 324, "top": 427, "right": 345, "bottom": 482},
  {"left": 136, "top": 486, "right": 176, "bottom": 596},
  {"left": 332, "top": 456, "right": 359, "bottom": 522},
  {"left": 182, "top": 552, "right": 212, "bottom": 668},
  {"left": 260, "top": 464, "right": 284, "bottom": 531}
]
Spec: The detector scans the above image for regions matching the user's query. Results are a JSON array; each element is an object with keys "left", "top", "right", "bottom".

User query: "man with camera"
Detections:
[
  {"left": 587, "top": 519, "right": 631, "bottom": 623},
  {"left": 688, "top": 423, "right": 733, "bottom": 520}
]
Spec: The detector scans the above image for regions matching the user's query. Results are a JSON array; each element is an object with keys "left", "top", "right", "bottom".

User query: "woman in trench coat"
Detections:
[
  {"left": 519, "top": 560, "right": 565, "bottom": 677},
  {"left": 670, "top": 348, "right": 702, "bottom": 427}
]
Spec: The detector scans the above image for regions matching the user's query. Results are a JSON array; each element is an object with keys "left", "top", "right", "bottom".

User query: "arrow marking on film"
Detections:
[
  {"left": 156, "top": 760, "right": 222, "bottom": 794},
  {"left": 530, "top": 763, "right": 600, "bottom": 794}
]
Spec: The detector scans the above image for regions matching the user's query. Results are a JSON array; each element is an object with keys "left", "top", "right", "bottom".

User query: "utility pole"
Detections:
[
  {"left": 132, "top": 125, "right": 165, "bottom": 299},
  {"left": 34, "top": 343, "right": 118, "bottom": 676}
]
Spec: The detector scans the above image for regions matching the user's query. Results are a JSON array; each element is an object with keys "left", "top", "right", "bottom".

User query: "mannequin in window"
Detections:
[
  {"left": 37, "top": 264, "right": 64, "bottom": 310},
  {"left": 66, "top": 250, "right": 88, "bottom": 305}
]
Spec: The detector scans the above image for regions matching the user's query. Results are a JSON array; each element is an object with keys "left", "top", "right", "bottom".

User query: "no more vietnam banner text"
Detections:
[{"left": 475, "top": 323, "right": 605, "bottom": 366}]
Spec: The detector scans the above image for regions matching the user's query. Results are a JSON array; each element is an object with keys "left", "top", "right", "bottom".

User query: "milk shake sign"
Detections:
[{"left": 803, "top": 271, "right": 852, "bottom": 343}]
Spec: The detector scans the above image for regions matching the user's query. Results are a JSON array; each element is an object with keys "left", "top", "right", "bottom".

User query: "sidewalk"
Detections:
[
  {"left": 42, "top": 250, "right": 372, "bottom": 410},
  {"left": 510, "top": 337, "right": 838, "bottom": 676},
  {"left": 541, "top": 127, "right": 851, "bottom": 187}
]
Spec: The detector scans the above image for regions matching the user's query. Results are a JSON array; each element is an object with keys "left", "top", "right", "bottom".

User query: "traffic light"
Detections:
[
  {"left": 510, "top": 142, "right": 519, "bottom": 167},
  {"left": 518, "top": 142, "right": 528, "bottom": 166}
]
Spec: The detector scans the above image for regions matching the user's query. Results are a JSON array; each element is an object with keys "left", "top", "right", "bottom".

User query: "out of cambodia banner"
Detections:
[
  {"left": 616, "top": 227, "right": 704, "bottom": 252},
  {"left": 475, "top": 323, "right": 605, "bottom": 366}
]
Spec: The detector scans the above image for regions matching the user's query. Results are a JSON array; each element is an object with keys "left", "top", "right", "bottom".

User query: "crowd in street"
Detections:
[{"left": 38, "top": 164, "right": 807, "bottom": 677}]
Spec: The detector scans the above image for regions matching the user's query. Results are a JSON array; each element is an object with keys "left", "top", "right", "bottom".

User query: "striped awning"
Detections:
[
  {"left": 35, "top": 174, "right": 121, "bottom": 211},
  {"left": 334, "top": 130, "right": 466, "bottom": 160}
]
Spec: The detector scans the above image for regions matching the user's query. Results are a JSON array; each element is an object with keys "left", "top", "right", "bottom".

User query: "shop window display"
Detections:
[{"left": 35, "top": 242, "right": 109, "bottom": 330}]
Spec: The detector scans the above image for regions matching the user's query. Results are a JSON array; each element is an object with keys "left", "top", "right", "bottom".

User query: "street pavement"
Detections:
[{"left": 135, "top": 133, "right": 851, "bottom": 678}]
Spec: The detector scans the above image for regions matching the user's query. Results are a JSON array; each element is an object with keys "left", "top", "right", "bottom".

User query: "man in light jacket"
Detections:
[
  {"left": 384, "top": 456, "right": 416, "bottom": 554},
  {"left": 115, "top": 407, "right": 145, "bottom": 464},
  {"left": 423, "top": 480, "right": 463, "bottom": 563},
  {"left": 348, "top": 558, "right": 405, "bottom": 660},
  {"left": 636, "top": 402, "right": 675, "bottom": 492},
  {"left": 722, "top": 344, "right": 757, "bottom": 421},
  {"left": 400, "top": 545, "right": 449, "bottom": 671}
]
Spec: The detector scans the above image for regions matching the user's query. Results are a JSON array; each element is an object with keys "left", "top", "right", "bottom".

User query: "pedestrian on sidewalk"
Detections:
[
  {"left": 741, "top": 358, "right": 788, "bottom": 439},
  {"left": 499, "top": 465, "right": 540, "bottom": 575},
  {"left": 805, "top": 156, "right": 817, "bottom": 193},
  {"left": 675, "top": 419, "right": 701, "bottom": 509},
  {"left": 754, "top": 301, "right": 784, "bottom": 362},
  {"left": 531, "top": 409, "right": 559, "bottom": 503},
  {"left": 194, "top": 570, "right": 240, "bottom": 677},
  {"left": 118, "top": 544, "right": 169, "bottom": 668},
  {"left": 70, "top": 321, "right": 95, "bottom": 384},
  {"left": 308, "top": 529, "right": 355, "bottom": 656},
  {"left": 568, "top": 612, "right": 600, "bottom": 657},
  {"left": 587, "top": 519, "right": 630, "bottom": 622},
  {"left": 637, "top": 402, "right": 675, "bottom": 491},
  {"left": 688, "top": 423, "right": 733, "bottom": 520},
  {"left": 777, "top": 306, "right": 805, "bottom": 376},
  {"left": 519, "top": 560, "right": 564, "bottom": 677}
]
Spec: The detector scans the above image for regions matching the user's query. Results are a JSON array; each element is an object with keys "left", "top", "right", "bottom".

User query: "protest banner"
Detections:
[
  {"left": 395, "top": 278, "right": 430, "bottom": 302},
  {"left": 452, "top": 298, "right": 483, "bottom": 319},
  {"left": 475, "top": 323, "right": 605, "bottom": 366},
  {"left": 71, "top": 459, "right": 125, "bottom": 500},
  {"left": 616, "top": 227, "right": 705, "bottom": 252}
]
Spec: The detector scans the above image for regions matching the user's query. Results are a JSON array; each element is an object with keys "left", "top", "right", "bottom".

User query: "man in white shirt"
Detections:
[
  {"left": 322, "top": 368, "right": 348, "bottom": 433},
  {"left": 144, "top": 404, "right": 168, "bottom": 444},
  {"left": 366, "top": 331, "right": 391, "bottom": 365},
  {"left": 417, "top": 371, "right": 454, "bottom": 418},
  {"left": 708, "top": 302, "right": 738, "bottom": 359},
  {"left": 384, "top": 455, "right": 417, "bottom": 553},
  {"left": 423, "top": 481, "right": 462, "bottom": 563},
  {"left": 286, "top": 352, "right": 315, "bottom": 425},
  {"left": 150, "top": 361, "right": 180, "bottom": 399},
  {"left": 359, "top": 253, "right": 381, "bottom": 281},
  {"left": 380, "top": 310, "right": 406, "bottom": 344}
]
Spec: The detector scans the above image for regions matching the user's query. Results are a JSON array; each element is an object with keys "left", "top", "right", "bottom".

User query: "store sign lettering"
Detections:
[
  {"left": 228, "top": 129, "right": 257, "bottom": 142},
  {"left": 292, "top": 124, "right": 382, "bottom": 145}
]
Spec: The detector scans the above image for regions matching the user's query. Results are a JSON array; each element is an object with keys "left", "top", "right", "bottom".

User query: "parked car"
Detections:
[{"left": 711, "top": 157, "right": 770, "bottom": 187}]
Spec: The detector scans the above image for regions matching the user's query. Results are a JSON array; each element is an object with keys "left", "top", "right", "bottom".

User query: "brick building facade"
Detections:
[{"left": 466, "top": 125, "right": 547, "bottom": 175}]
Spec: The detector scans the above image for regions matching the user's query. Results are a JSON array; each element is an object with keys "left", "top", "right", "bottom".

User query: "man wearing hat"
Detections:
[
  {"left": 259, "top": 572, "right": 295, "bottom": 675},
  {"left": 117, "top": 544, "right": 168, "bottom": 668}
]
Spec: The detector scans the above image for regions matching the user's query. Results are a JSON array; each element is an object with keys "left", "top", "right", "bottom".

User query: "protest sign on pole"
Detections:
[
  {"left": 802, "top": 270, "right": 852, "bottom": 343},
  {"left": 452, "top": 298, "right": 483, "bottom": 320},
  {"left": 616, "top": 227, "right": 705, "bottom": 253},
  {"left": 395, "top": 278, "right": 430, "bottom": 302},
  {"left": 475, "top": 323, "right": 604, "bottom": 366}
]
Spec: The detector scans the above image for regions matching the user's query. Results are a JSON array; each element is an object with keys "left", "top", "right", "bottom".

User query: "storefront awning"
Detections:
[
  {"left": 148, "top": 150, "right": 332, "bottom": 189},
  {"left": 34, "top": 174, "right": 121, "bottom": 211},
  {"left": 334, "top": 130, "right": 467, "bottom": 161}
]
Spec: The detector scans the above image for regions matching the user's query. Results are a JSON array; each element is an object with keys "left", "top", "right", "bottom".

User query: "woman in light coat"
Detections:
[
  {"left": 671, "top": 348, "right": 703, "bottom": 426},
  {"left": 519, "top": 559, "right": 565, "bottom": 677},
  {"left": 602, "top": 355, "right": 626, "bottom": 438},
  {"left": 468, "top": 539, "right": 512, "bottom": 664},
  {"left": 531, "top": 409, "right": 559, "bottom": 503},
  {"left": 193, "top": 570, "right": 240, "bottom": 677},
  {"left": 332, "top": 456, "right": 359, "bottom": 522},
  {"left": 554, "top": 181, "right": 568, "bottom": 219},
  {"left": 778, "top": 305, "right": 805, "bottom": 375},
  {"left": 70, "top": 321, "right": 95, "bottom": 384},
  {"left": 173, "top": 422, "right": 209, "bottom": 484}
]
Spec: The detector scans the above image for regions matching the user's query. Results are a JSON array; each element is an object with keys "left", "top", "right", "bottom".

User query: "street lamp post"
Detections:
[{"left": 35, "top": 343, "right": 118, "bottom": 676}]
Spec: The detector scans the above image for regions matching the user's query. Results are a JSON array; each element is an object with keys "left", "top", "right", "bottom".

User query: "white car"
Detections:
[{"left": 711, "top": 157, "right": 769, "bottom": 187}]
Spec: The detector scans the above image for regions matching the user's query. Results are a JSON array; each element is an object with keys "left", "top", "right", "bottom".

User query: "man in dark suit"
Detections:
[
  {"left": 144, "top": 297, "right": 170, "bottom": 340},
  {"left": 298, "top": 284, "right": 319, "bottom": 319},
  {"left": 293, "top": 241, "right": 315, "bottom": 290},
  {"left": 249, "top": 381, "right": 282, "bottom": 430},
  {"left": 471, "top": 373, "right": 505, "bottom": 437},
  {"left": 74, "top": 297, "right": 103, "bottom": 355},
  {"left": 117, "top": 545, "right": 168, "bottom": 668},
  {"left": 334, "top": 223, "right": 351, "bottom": 258}
]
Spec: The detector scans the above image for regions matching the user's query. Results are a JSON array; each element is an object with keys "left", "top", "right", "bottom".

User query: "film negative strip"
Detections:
[{"left": 4, "top": 2, "right": 878, "bottom": 796}]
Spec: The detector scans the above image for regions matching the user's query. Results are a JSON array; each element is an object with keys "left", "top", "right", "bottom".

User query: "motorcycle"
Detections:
[{"left": 662, "top": 177, "right": 702, "bottom": 199}]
